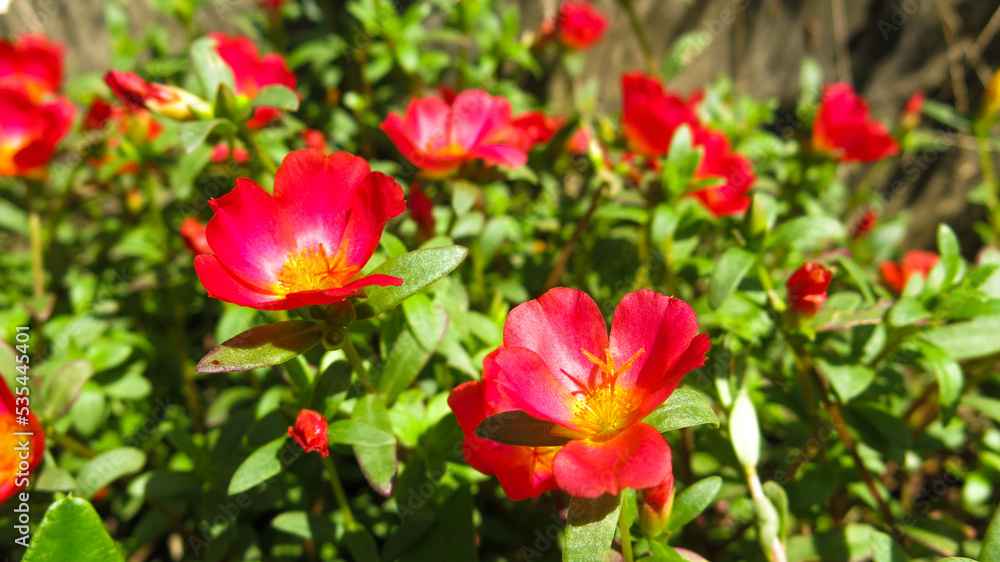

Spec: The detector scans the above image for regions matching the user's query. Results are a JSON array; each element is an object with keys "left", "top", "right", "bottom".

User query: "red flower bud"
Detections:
[
  {"left": 557, "top": 1, "right": 608, "bottom": 50},
  {"left": 180, "top": 217, "right": 212, "bottom": 256},
  {"left": 786, "top": 262, "right": 833, "bottom": 317},
  {"left": 638, "top": 471, "right": 675, "bottom": 536},
  {"left": 104, "top": 70, "right": 209, "bottom": 121},
  {"left": 288, "top": 409, "right": 329, "bottom": 457}
]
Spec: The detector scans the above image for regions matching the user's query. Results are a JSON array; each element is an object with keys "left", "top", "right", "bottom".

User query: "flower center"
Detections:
[
  {"left": 572, "top": 347, "right": 644, "bottom": 434},
  {"left": 426, "top": 139, "right": 466, "bottom": 159},
  {"left": 274, "top": 242, "right": 360, "bottom": 294}
]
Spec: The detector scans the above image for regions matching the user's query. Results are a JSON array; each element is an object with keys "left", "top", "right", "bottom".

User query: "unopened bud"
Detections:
[
  {"left": 638, "top": 472, "right": 675, "bottom": 536},
  {"left": 104, "top": 70, "right": 211, "bottom": 122}
]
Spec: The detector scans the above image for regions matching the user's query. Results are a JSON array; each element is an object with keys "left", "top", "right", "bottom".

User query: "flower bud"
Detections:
[
  {"left": 287, "top": 409, "right": 329, "bottom": 457},
  {"left": 638, "top": 472, "right": 675, "bottom": 536},
  {"left": 104, "top": 70, "right": 210, "bottom": 121},
  {"left": 899, "top": 92, "right": 924, "bottom": 133},
  {"left": 786, "top": 262, "right": 833, "bottom": 317}
]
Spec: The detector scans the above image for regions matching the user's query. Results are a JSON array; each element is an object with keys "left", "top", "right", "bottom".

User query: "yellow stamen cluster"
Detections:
[
  {"left": 275, "top": 243, "right": 359, "bottom": 294},
  {"left": 573, "top": 348, "right": 644, "bottom": 434}
]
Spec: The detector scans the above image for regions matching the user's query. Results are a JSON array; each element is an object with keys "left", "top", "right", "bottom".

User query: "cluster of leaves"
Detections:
[{"left": 2, "top": 0, "right": 1000, "bottom": 561}]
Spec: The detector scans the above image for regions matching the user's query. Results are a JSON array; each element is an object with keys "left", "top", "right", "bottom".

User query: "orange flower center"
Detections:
[
  {"left": 274, "top": 242, "right": 360, "bottom": 294},
  {"left": 572, "top": 348, "right": 644, "bottom": 435},
  {"left": 426, "top": 140, "right": 467, "bottom": 159}
]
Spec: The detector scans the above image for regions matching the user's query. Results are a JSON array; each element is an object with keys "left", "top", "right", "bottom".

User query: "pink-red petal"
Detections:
[{"left": 552, "top": 423, "right": 672, "bottom": 498}]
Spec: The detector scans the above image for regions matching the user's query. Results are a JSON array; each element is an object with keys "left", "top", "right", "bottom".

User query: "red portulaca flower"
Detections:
[
  {"left": 301, "top": 128, "right": 329, "bottom": 152},
  {"left": 180, "top": 217, "right": 212, "bottom": 256},
  {"left": 621, "top": 72, "right": 702, "bottom": 158},
  {"left": 900, "top": 92, "right": 924, "bottom": 132},
  {"left": 786, "top": 262, "right": 833, "bottom": 317},
  {"left": 209, "top": 33, "right": 298, "bottom": 129},
  {"left": 849, "top": 209, "right": 878, "bottom": 239},
  {"left": 495, "top": 111, "right": 563, "bottom": 152},
  {"left": 879, "top": 250, "right": 939, "bottom": 293},
  {"left": 104, "top": 70, "right": 209, "bottom": 121},
  {"left": 0, "top": 86, "right": 74, "bottom": 178},
  {"left": 813, "top": 83, "right": 899, "bottom": 162},
  {"left": 194, "top": 149, "right": 406, "bottom": 310},
  {"left": 689, "top": 127, "right": 755, "bottom": 216},
  {"left": 380, "top": 89, "right": 529, "bottom": 176},
  {"left": 449, "top": 351, "right": 559, "bottom": 500},
  {"left": 0, "top": 34, "right": 64, "bottom": 103},
  {"left": 488, "top": 288, "right": 710, "bottom": 498},
  {"left": 288, "top": 409, "right": 329, "bottom": 457},
  {"left": 0, "top": 375, "right": 45, "bottom": 504},
  {"left": 557, "top": 1, "right": 608, "bottom": 50},
  {"left": 210, "top": 143, "right": 250, "bottom": 164}
]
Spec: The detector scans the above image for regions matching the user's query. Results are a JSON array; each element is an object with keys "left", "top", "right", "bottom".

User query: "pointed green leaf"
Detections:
[
  {"left": 668, "top": 476, "right": 722, "bottom": 530},
  {"left": 980, "top": 496, "right": 1000, "bottom": 561},
  {"left": 178, "top": 118, "right": 233, "bottom": 153},
  {"left": 642, "top": 388, "right": 720, "bottom": 433},
  {"left": 190, "top": 36, "right": 235, "bottom": 100},
  {"left": 196, "top": 320, "right": 323, "bottom": 374},
  {"left": 564, "top": 493, "right": 622, "bottom": 562},
  {"left": 914, "top": 340, "right": 963, "bottom": 423},
  {"left": 327, "top": 419, "right": 395, "bottom": 447},
  {"left": 23, "top": 497, "right": 125, "bottom": 562},
  {"left": 75, "top": 447, "right": 146, "bottom": 499},
  {"left": 730, "top": 389, "right": 761, "bottom": 469},
  {"left": 815, "top": 358, "right": 876, "bottom": 403},
  {"left": 251, "top": 84, "right": 300, "bottom": 111},
  {"left": 709, "top": 247, "right": 756, "bottom": 309},
  {"left": 228, "top": 437, "right": 299, "bottom": 495},
  {"left": 766, "top": 216, "right": 846, "bottom": 250},
  {"left": 375, "top": 323, "right": 446, "bottom": 404},
  {"left": 352, "top": 395, "right": 397, "bottom": 496},
  {"left": 887, "top": 297, "right": 931, "bottom": 327},
  {"left": 355, "top": 246, "right": 468, "bottom": 319}
]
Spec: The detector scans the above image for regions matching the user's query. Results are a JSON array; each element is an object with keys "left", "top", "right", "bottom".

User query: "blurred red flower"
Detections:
[
  {"left": 209, "top": 33, "right": 298, "bottom": 129},
  {"left": 301, "top": 128, "right": 329, "bottom": 152},
  {"left": 408, "top": 182, "right": 436, "bottom": 240},
  {"left": 0, "top": 86, "right": 74, "bottom": 178},
  {"left": 211, "top": 143, "right": 250, "bottom": 164},
  {"left": 879, "top": 250, "right": 939, "bottom": 293},
  {"left": 448, "top": 350, "right": 559, "bottom": 500},
  {"left": 288, "top": 409, "right": 329, "bottom": 457},
  {"left": 688, "top": 127, "right": 755, "bottom": 216},
  {"left": 621, "top": 72, "right": 701, "bottom": 158},
  {"left": 180, "top": 217, "right": 212, "bottom": 255},
  {"left": 380, "top": 89, "right": 528, "bottom": 176},
  {"left": 900, "top": 92, "right": 924, "bottom": 132},
  {"left": 0, "top": 375, "right": 45, "bottom": 505},
  {"left": 786, "top": 262, "right": 833, "bottom": 317},
  {"left": 487, "top": 288, "right": 709, "bottom": 498},
  {"left": 194, "top": 149, "right": 405, "bottom": 310},
  {"left": 0, "top": 34, "right": 65, "bottom": 103},
  {"left": 849, "top": 209, "right": 878, "bottom": 239},
  {"left": 494, "top": 111, "right": 563, "bottom": 152},
  {"left": 557, "top": 1, "right": 608, "bottom": 50},
  {"left": 813, "top": 83, "right": 899, "bottom": 162},
  {"left": 104, "top": 70, "right": 208, "bottom": 121}
]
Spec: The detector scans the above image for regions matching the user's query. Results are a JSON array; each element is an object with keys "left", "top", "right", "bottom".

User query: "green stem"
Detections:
[
  {"left": 241, "top": 130, "right": 279, "bottom": 176},
  {"left": 321, "top": 455, "right": 357, "bottom": 529},
  {"left": 618, "top": 507, "right": 634, "bottom": 562},
  {"left": 26, "top": 181, "right": 45, "bottom": 303},
  {"left": 343, "top": 338, "right": 377, "bottom": 395},
  {"left": 756, "top": 259, "right": 787, "bottom": 312},
  {"left": 618, "top": 0, "right": 656, "bottom": 76},
  {"left": 974, "top": 120, "right": 1000, "bottom": 243}
]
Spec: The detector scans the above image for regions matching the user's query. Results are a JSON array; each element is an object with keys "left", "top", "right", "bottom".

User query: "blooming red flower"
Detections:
[
  {"left": 621, "top": 72, "right": 702, "bottom": 158},
  {"left": 879, "top": 250, "right": 939, "bottom": 293},
  {"left": 638, "top": 471, "right": 674, "bottom": 536},
  {"left": 494, "top": 111, "right": 563, "bottom": 152},
  {"left": 180, "top": 217, "right": 212, "bottom": 255},
  {"left": 786, "top": 262, "right": 833, "bottom": 317},
  {"left": 380, "top": 89, "right": 529, "bottom": 176},
  {"left": 0, "top": 375, "right": 45, "bottom": 505},
  {"left": 813, "top": 83, "right": 899, "bottom": 162},
  {"left": 408, "top": 182, "right": 435, "bottom": 240},
  {"left": 488, "top": 288, "right": 710, "bottom": 498},
  {"left": 82, "top": 98, "right": 123, "bottom": 131},
  {"left": 104, "top": 70, "right": 209, "bottom": 121},
  {"left": 194, "top": 149, "right": 405, "bottom": 310},
  {"left": 0, "top": 86, "right": 74, "bottom": 178},
  {"left": 0, "top": 34, "right": 64, "bottom": 103},
  {"left": 449, "top": 351, "right": 559, "bottom": 500},
  {"left": 557, "top": 1, "right": 608, "bottom": 50},
  {"left": 209, "top": 33, "right": 298, "bottom": 129},
  {"left": 288, "top": 409, "right": 329, "bottom": 457},
  {"left": 688, "top": 127, "right": 755, "bottom": 216}
]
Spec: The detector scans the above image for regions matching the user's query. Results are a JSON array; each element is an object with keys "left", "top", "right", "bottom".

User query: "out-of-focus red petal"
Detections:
[
  {"left": 552, "top": 423, "right": 672, "bottom": 498},
  {"left": 451, "top": 90, "right": 513, "bottom": 150},
  {"left": 813, "top": 83, "right": 899, "bottom": 162}
]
